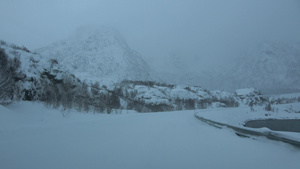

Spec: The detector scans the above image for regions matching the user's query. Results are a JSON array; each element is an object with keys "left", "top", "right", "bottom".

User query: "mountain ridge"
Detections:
[
  {"left": 36, "top": 27, "right": 155, "bottom": 85},
  {"left": 220, "top": 42, "right": 300, "bottom": 94},
  {"left": 157, "top": 42, "right": 300, "bottom": 94}
]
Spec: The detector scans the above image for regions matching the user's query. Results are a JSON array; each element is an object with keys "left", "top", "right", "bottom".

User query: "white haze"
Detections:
[{"left": 1, "top": 0, "right": 300, "bottom": 73}]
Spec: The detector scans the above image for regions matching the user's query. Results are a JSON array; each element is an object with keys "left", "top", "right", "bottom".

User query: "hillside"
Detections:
[
  {"left": 0, "top": 39, "right": 271, "bottom": 113},
  {"left": 157, "top": 42, "right": 300, "bottom": 94},
  {"left": 36, "top": 27, "right": 155, "bottom": 85},
  {"left": 221, "top": 43, "right": 300, "bottom": 93}
]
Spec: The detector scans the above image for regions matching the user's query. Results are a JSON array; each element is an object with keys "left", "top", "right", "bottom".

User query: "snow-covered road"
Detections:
[{"left": 1, "top": 102, "right": 300, "bottom": 169}]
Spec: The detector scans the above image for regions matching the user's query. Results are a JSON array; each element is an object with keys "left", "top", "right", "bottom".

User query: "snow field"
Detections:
[{"left": 1, "top": 102, "right": 300, "bottom": 169}]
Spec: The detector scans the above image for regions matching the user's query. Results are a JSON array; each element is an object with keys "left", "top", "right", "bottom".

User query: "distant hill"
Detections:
[
  {"left": 220, "top": 43, "right": 300, "bottom": 94},
  {"left": 157, "top": 42, "right": 300, "bottom": 94}
]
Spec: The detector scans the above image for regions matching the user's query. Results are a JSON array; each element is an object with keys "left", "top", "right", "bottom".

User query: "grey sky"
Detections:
[{"left": 1, "top": 0, "right": 300, "bottom": 71}]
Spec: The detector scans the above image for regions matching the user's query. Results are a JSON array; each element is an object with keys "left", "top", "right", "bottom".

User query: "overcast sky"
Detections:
[{"left": 1, "top": 0, "right": 300, "bottom": 72}]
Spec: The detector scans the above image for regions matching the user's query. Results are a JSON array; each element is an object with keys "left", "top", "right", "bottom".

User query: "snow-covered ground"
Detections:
[{"left": 1, "top": 102, "right": 300, "bottom": 169}]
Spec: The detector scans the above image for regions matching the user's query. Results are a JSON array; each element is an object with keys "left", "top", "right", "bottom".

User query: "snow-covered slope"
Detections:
[
  {"left": 36, "top": 27, "right": 154, "bottom": 85},
  {"left": 118, "top": 81, "right": 241, "bottom": 112},
  {"left": 235, "top": 88, "right": 267, "bottom": 105},
  {"left": 221, "top": 43, "right": 300, "bottom": 93},
  {"left": 0, "top": 40, "right": 251, "bottom": 113},
  {"left": 0, "top": 40, "right": 85, "bottom": 102},
  {"left": 156, "top": 42, "right": 300, "bottom": 94},
  {"left": 0, "top": 40, "right": 48, "bottom": 79}
]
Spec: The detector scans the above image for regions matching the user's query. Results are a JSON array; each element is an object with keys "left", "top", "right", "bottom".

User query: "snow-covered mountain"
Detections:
[
  {"left": 158, "top": 42, "right": 300, "bottom": 94},
  {"left": 0, "top": 39, "right": 242, "bottom": 112},
  {"left": 2, "top": 29, "right": 299, "bottom": 112},
  {"left": 36, "top": 27, "right": 154, "bottom": 85},
  {"left": 220, "top": 43, "right": 300, "bottom": 93}
]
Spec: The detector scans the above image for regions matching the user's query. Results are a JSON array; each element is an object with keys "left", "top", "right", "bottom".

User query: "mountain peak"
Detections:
[
  {"left": 70, "top": 26, "right": 129, "bottom": 49},
  {"left": 36, "top": 27, "right": 154, "bottom": 85}
]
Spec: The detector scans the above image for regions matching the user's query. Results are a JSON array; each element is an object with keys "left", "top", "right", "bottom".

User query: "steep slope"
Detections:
[
  {"left": 0, "top": 40, "right": 87, "bottom": 103},
  {"left": 0, "top": 40, "right": 47, "bottom": 79},
  {"left": 36, "top": 27, "right": 154, "bottom": 85},
  {"left": 222, "top": 43, "right": 300, "bottom": 93}
]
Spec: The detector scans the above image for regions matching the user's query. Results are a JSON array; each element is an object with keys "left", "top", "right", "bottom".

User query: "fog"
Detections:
[{"left": 1, "top": 0, "right": 300, "bottom": 72}]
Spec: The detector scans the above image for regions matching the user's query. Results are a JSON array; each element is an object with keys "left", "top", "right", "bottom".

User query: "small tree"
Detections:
[
  {"left": 174, "top": 97, "right": 183, "bottom": 110},
  {"left": 265, "top": 103, "right": 272, "bottom": 112},
  {"left": 249, "top": 101, "right": 254, "bottom": 112}
]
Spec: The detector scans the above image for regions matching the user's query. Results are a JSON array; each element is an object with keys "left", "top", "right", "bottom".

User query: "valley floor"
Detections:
[{"left": 1, "top": 102, "right": 300, "bottom": 169}]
